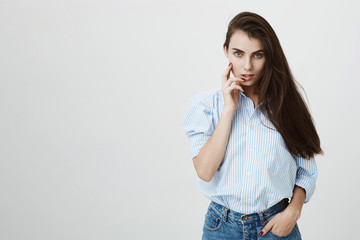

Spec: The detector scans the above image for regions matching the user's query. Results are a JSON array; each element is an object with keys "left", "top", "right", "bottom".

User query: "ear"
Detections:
[{"left": 223, "top": 46, "right": 229, "bottom": 59}]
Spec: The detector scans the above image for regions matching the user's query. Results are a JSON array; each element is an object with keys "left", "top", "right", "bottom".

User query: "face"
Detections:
[{"left": 224, "top": 29, "right": 266, "bottom": 94}]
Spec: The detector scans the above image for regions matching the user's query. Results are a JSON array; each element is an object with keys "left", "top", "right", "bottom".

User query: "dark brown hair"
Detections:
[{"left": 223, "top": 11, "right": 323, "bottom": 159}]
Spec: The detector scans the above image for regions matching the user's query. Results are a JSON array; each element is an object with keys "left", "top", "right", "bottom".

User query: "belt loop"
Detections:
[
  {"left": 223, "top": 208, "right": 229, "bottom": 222},
  {"left": 258, "top": 211, "right": 265, "bottom": 225}
]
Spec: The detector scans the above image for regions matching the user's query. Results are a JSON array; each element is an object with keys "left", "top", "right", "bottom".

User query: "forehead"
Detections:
[{"left": 229, "top": 30, "right": 263, "bottom": 51}]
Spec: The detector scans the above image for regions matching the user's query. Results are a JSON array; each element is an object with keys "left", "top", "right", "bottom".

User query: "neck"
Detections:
[{"left": 243, "top": 86, "right": 259, "bottom": 108}]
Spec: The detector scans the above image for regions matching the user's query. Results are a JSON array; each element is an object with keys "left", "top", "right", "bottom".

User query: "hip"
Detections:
[{"left": 202, "top": 198, "right": 302, "bottom": 240}]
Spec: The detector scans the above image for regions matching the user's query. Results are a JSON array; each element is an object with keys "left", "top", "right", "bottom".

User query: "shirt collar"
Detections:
[{"left": 239, "top": 91, "right": 264, "bottom": 107}]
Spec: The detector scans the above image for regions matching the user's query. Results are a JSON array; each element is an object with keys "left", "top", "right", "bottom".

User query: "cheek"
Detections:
[
  {"left": 230, "top": 64, "right": 240, "bottom": 76},
  {"left": 255, "top": 61, "right": 266, "bottom": 72}
]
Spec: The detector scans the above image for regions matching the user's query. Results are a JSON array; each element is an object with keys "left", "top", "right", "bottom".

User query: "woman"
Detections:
[{"left": 182, "top": 11, "right": 323, "bottom": 239}]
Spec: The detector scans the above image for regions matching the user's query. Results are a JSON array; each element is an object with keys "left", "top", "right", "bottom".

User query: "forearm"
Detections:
[
  {"left": 193, "top": 108, "right": 235, "bottom": 182},
  {"left": 287, "top": 185, "right": 306, "bottom": 219},
  {"left": 260, "top": 186, "right": 306, "bottom": 236}
]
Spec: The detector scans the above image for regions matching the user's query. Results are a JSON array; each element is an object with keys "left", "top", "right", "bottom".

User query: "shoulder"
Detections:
[{"left": 188, "top": 88, "right": 222, "bottom": 107}]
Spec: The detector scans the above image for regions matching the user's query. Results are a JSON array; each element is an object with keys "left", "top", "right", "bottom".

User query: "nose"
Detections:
[{"left": 243, "top": 57, "right": 252, "bottom": 71}]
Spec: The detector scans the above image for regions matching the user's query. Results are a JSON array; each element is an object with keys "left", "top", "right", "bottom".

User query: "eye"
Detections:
[
  {"left": 254, "top": 53, "right": 263, "bottom": 58},
  {"left": 234, "top": 51, "right": 242, "bottom": 57}
]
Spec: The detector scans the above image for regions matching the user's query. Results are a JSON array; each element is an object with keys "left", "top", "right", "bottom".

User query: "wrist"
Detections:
[
  {"left": 285, "top": 204, "right": 302, "bottom": 220},
  {"left": 222, "top": 107, "right": 236, "bottom": 116}
]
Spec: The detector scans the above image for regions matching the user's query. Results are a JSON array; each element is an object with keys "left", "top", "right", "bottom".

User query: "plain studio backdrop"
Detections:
[{"left": 0, "top": 0, "right": 359, "bottom": 239}]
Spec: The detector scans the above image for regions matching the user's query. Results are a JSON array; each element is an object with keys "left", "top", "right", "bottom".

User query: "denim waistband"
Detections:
[{"left": 209, "top": 198, "right": 289, "bottom": 224}]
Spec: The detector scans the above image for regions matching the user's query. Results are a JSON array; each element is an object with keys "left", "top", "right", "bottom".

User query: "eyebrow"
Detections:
[{"left": 231, "top": 48, "right": 264, "bottom": 53}]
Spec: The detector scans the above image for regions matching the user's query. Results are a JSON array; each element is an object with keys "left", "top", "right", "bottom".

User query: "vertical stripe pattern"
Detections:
[{"left": 182, "top": 88, "right": 318, "bottom": 214}]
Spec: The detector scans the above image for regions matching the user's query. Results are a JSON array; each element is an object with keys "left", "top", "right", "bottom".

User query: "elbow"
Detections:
[
  {"left": 193, "top": 156, "right": 214, "bottom": 182},
  {"left": 198, "top": 174, "right": 213, "bottom": 182},
  {"left": 199, "top": 174, "right": 212, "bottom": 182}
]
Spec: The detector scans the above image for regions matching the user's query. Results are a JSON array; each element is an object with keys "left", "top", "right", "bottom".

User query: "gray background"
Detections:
[{"left": 0, "top": 0, "right": 359, "bottom": 239}]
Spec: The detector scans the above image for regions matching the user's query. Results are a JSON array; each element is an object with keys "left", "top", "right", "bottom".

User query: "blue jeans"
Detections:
[{"left": 202, "top": 198, "right": 302, "bottom": 240}]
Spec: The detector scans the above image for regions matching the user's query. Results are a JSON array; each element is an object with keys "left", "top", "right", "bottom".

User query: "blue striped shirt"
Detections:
[{"left": 182, "top": 88, "right": 318, "bottom": 214}]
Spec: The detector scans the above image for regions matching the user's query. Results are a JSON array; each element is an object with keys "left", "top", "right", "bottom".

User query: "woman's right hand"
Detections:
[{"left": 222, "top": 63, "right": 244, "bottom": 111}]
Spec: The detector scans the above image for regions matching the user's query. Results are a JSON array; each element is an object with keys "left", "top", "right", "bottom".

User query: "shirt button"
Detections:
[
  {"left": 250, "top": 125, "right": 254, "bottom": 129},
  {"left": 245, "top": 196, "right": 249, "bottom": 199},
  {"left": 249, "top": 148, "right": 253, "bottom": 152},
  {"left": 247, "top": 172, "right": 251, "bottom": 175}
]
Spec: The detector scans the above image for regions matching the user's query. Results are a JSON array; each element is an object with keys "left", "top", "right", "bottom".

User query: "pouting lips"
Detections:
[{"left": 241, "top": 74, "right": 255, "bottom": 81}]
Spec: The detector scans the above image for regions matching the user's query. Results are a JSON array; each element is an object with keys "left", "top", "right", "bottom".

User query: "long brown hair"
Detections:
[{"left": 223, "top": 11, "right": 323, "bottom": 159}]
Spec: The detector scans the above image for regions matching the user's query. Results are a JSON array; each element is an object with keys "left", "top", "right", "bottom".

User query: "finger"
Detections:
[
  {"left": 229, "top": 84, "right": 244, "bottom": 92},
  {"left": 259, "top": 220, "right": 275, "bottom": 236},
  {"left": 222, "top": 63, "right": 232, "bottom": 84},
  {"left": 227, "top": 77, "right": 244, "bottom": 87},
  {"left": 227, "top": 80, "right": 244, "bottom": 92}
]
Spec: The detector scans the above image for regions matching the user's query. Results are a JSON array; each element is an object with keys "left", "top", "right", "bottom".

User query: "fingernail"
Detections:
[
  {"left": 259, "top": 231, "right": 263, "bottom": 236},
  {"left": 228, "top": 63, "right": 231, "bottom": 66}
]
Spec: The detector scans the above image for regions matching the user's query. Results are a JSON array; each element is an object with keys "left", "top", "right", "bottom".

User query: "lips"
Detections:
[{"left": 241, "top": 74, "right": 254, "bottom": 81}]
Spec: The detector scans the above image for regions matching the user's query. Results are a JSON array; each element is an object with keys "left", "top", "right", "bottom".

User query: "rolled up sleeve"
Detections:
[
  {"left": 294, "top": 156, "right": 318, "bottom": 204},
  {"left": 182, "top": 93, "right": 215, "bottom": 159}
]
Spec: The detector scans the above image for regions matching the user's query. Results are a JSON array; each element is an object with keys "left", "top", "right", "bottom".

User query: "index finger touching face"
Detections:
[{"left": 222, "top": 62, "right": 232, "bottom": 83}]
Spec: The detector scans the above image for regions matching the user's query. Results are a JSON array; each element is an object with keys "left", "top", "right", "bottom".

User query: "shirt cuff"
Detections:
[
  {"left": 295, "top": 167, "right": 317, "bottom": 204},
  {"left": 189, "top": 133, "right": 211, "bottom": 159}
]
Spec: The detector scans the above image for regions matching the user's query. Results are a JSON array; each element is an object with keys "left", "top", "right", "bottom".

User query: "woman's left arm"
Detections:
[
  {"left": 259, "top": 156, "right": 318, "bottom": 236},
  {"left": 259, "top": 186, "right": 306, "bottom": 236}
]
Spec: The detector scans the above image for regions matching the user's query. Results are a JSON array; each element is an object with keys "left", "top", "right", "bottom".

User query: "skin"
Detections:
[
  {"left": 259, "top": 186, "right": 306, "bottom": 236},
  {"left": 223, "top": 29, "right": 266, "bottom": 108},
  {"left": 223, "top": 30, "right": 306, "bottom": 237}
]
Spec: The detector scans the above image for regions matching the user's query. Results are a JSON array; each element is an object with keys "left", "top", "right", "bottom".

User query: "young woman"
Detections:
[{"left": 182, "top": 11, "right": 323, "bottom": 239}]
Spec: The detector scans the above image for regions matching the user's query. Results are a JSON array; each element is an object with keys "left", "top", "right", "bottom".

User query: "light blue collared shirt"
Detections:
[{"left": 182, "top": 88, "right": 318, "bottom": 214}]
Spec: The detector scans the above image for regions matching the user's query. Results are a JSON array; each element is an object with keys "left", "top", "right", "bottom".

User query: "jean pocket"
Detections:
[
  {"left": 268, "top": 223, "right": 301, "bottom": 239},
  {"left": 203, "top": 208, "right": 222, "bottom": 231}
]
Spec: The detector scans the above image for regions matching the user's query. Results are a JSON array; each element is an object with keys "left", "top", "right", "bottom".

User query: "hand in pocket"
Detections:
[{"left": 260, "top": 208, "right": 299, "bottom": 237}]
